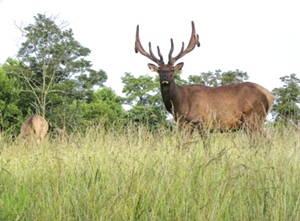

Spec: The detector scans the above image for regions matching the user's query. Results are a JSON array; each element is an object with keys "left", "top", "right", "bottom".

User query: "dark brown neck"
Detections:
[{"left": 160, "top": 82, "right": 183, "bottom": 114}]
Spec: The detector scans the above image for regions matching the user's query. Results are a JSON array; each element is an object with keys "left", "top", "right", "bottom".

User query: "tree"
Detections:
[
  {"left": 11, "top": 13, "right": 107, "bottom": 123},
  {"left": 188, "top": 70, "right": 220, "bottom": 86},
  {"left": 122, "top": 72, "right": 160, "bottom": 106},
  {"left": 272, "top": 73, "right": 300, "bottom": 124},
  {"left": 121, "top": 72, "right": 169, "bottom": 130},
  {"left": 0, "top": 60, "right": 22, "bottom": 134},
  {"left": 188, "top": 69, "right": 249, "bottom": 86},
  {"left": 82, "top": 87, "right": 125, "bottom": 129}
]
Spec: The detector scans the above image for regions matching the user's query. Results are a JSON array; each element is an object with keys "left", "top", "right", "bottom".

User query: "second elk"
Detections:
[{"left": 19, "top": 115, "right": 49, "bottom": 144}]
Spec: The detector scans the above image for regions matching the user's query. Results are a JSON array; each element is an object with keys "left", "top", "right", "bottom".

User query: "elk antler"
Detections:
[
  {"left": 135, "top": 25, "right": 164, "bottom": 65},
  {"left": 168, "top": 21, "right": 200, "bottom": 65}
]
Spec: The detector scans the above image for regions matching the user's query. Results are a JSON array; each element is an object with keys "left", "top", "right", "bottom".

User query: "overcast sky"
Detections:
[{"left": 0, "top": 0, "right": 299, "bottom": 95}]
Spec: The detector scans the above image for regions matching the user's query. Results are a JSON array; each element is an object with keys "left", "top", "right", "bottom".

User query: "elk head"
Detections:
[
  {"left": 19, "top": 115, "right": 49, "bottom": 144},
  {"left": 54, "top": 125, "right": 67, "bottom": 141},
  {"left": 135, "top": 21, "right": 200, "bottom": 85}
]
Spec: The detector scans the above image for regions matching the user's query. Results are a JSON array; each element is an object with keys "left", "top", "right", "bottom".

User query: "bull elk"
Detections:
[
  {"left": 134, "top": 21, "right": 275, "bottom": 144},
  {"left": 19, "top": 115, "right": 49, "bottom": 144}
]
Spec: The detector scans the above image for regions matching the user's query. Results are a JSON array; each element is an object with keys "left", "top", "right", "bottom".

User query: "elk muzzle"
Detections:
[
  {"left": 161, "top": 76, "right": 169, "bottom": 84},
  {"left": 160, "top": 70, "right": 173, "bottom": 85}
]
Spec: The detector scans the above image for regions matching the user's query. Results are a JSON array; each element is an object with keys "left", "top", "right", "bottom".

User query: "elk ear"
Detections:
[
  {"left": 148, "top": 63, "right": 159, "bottom": 72},
  {"left": 174, "top": 62, "right": 184, "bottom": 73}
]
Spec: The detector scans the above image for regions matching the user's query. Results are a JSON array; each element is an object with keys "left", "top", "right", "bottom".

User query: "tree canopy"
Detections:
[
  {"left": 0, "top": 60, "right": 22, "bottom": 133},
  {"left": 121, "top": 72, "right": 169, "bottom": 130},
  {"left": 272, "top": 73, "right": 300, "bottom": 124},
  {"left": 188, "top": 69, "right": 249, "bottom": 86},
  {"left": 1, "top": 13, "right": 300, "bottom": 136},
  {"left": 7, "top": 13, "right": 109, "bottom": 131}
]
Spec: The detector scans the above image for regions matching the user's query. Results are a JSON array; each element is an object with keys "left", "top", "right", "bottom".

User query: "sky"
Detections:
[{"left": 0, "top": 0, "right": 299, "bottom": 96}]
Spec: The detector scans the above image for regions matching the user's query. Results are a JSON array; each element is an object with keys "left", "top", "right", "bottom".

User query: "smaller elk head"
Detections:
[
  {"left": 55, "top": 125, "right": 66, "bottom": 136},
  {"left": 54, "top": 125, "right": 67, "bottom": 141},
  {"left": 19, "top": 115, "right": 49, "bottom": 144}
]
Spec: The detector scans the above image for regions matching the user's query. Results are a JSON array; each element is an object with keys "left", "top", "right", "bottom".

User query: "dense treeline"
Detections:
[{"left": 0, "top": 14, "right": 299, "bottom": 136}]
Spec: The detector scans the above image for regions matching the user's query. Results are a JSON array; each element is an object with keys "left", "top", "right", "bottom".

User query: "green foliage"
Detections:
[
  {"left": 121, "top": 72, "right": 160, "bottom": 106},
  {"left": 17, "top": 14, "right": 92, "bottom": 82},
  {"left": 15, "top": 14, "right": 107, "bottom": 113},
  {"left": 188, "top": 69, "right": 249, "bottom": 86},
  {"left": 0, "top": 60, "right": 23, "bottom": 134},
  {"left": 121, "top": 72, "right": 169, "bottom": 130},
  {"left": 82, "top": 87, "right": 125, "bottom": 129},
  {"left": 125, "top": 105, "right": 169, "bottom": 131},
  {"left": 9, "top": 13, "right": 108, "bottom": 130},
  {"left": 272, "top": 73, "right": 300, "bottom": 124},
  {"left": 188, "top": 70, "right": 219, "bottom": 86}
]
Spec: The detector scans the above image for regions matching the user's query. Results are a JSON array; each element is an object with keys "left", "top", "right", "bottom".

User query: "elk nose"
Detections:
[{"left": 161, "top": 75, "right": 169, "bottom": 84}]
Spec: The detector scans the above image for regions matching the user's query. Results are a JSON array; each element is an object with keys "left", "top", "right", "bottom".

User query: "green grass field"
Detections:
[{"left": 1, "top": 124, "right": 300, "bottom": 220}]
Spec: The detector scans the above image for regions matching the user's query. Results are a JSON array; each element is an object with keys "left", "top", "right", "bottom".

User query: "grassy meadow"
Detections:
[{"left": 1, "top": 124, "right": 300, "bottom": 220}]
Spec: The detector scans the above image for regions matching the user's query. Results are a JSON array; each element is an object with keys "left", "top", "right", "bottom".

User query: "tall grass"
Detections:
[{"left": 1, "top": 124, "right": 300, "bottom": 220}]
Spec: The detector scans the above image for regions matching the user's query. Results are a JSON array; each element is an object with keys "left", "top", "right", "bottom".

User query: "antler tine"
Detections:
[
  {"left": 168, "top": 21, "right": 200, "bottom": 65},
  {"left": 134, "top": 25, "right": 151, "bottom": 59},
  {"left": 157, "top": 46, "right": 164, "bottom": 62},
  {"left": 135, "top": 25, "right": 164, "bottom": 65},
  {"left": 168, "top": 39, "right": 184, "bottom": 64},
  {"left": 149, "top": 43, "right": 164, "bottom": 64}
]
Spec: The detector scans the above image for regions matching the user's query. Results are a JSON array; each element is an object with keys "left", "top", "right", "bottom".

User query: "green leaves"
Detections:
[
  {"left": 188, "top": 69, "right": 249, "bottom": 86},
  {"left": 18, "top": 14, "right": 93, "bottom": 83},
  {"left": 12, "top": 13, "right": 107, "bottom": 128},
  {"left": 121, "top": 72, "right": 168, "bottom": 130},
  {"left": 82, "top": 88, "right": 125, "bottom": 129},
  {"left": 121, "top": 72, "right": 160, "bottom": 106},
  {"left": 272, "top": 73, "right": 300, "bottom": 124},
  {"left": 0, "top": 61, "right": 22, "bottom": 132}
]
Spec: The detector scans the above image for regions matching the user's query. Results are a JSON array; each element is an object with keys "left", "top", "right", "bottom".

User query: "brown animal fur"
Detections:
[
  {"left": 135, "top": 21, "right": 275, "bottom": 138},
  {"left": 159, "top": 80, "right": 274, "bottom": 133},
  {"left": 19, "top": 115, "right": 49, "bottom": 144}
]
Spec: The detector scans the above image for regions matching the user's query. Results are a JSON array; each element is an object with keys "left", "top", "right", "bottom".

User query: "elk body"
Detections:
[
  {"left": 135, "top": 21, "right": 275, "bottom": 139},
  {"left": 19, "top": 115, "right": 49, "bottom": 144}
]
